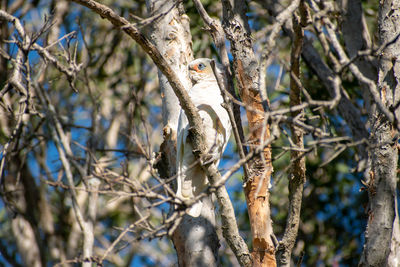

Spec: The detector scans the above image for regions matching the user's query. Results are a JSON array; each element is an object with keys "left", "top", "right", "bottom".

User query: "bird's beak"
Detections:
[{"left": 190, "top": 65, "right": 205, "bottom": 73}]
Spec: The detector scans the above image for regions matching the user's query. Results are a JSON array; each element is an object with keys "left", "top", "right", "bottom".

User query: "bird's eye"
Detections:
[{"left": 198, "top": 63, "right": 206, "bottom": 70}]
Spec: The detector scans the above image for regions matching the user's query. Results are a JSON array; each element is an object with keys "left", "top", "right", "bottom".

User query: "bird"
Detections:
[{"left": 176, "top": 58, "right": 232, "bottom": 217}]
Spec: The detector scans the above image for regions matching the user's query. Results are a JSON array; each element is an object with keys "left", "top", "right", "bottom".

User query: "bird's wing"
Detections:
[
  {"left": 176, "top": 109, "right": 206, "bottom": 217},
  {"left": 191, "top": 81, "right": 232, "bottom": 160},
  {"left": 175, "top": 79, "right": 232, "bottom": 217}
]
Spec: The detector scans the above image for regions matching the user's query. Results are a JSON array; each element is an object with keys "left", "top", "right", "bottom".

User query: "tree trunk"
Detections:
[
  {"left": 146, "top": 1, "right": 220, "bottom": 266},
  {"left": 222, "top": 0, "right": 276, "bottom": 265},
  {"left": 360, "top": 0, "right": 400, "bottom": 266}
]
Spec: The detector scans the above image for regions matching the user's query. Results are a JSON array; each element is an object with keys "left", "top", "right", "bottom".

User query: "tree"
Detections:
[
  {"left": 0, "top": 0, "right": 399, "bottom": 266},
  {"left": 360, "top": 0, "right": 400, "bottom": 265}
]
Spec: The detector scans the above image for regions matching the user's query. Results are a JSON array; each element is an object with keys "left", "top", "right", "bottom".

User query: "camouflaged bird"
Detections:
[{"left": 176, "top": 58, "right": 232, "bottom": 217}]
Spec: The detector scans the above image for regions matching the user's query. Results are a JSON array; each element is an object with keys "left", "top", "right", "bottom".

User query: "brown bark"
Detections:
[
  {"left": 222, "top": 0, "right": 276, "bottom": 266},
  {"left": 240, "top": 67, "right": 275, "bottom": 266}
]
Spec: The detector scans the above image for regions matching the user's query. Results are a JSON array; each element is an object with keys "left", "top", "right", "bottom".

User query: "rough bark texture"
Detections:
[
  {"left": 145, "top": 1, "right": 219, "bottom": 266},
  {"left": 360, "top": 0, "right": 400, "bottom": 266},
  {"left": 222, "top": 0, "right": 276, "bottom": 266},
  {"left": 276, "top": 13, "right": 305, "bottom": 267}
]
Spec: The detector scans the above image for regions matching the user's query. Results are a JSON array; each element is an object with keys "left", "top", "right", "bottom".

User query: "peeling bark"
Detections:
[
  {"left": 146, "top": 0, "right": 193, "bottom": 131},
  {"left": 222, "top": 0, "right": 276, "bottom": 266}
]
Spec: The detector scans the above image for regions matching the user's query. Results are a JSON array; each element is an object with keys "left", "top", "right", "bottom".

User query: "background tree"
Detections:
[{"left": 0, "top": 0, "right": 399, "bottom": 266}]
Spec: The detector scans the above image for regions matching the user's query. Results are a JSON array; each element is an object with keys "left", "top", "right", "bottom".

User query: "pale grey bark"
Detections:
[
  {"left": 47, "top": 0, "right": 70, "bottom": 45},
  {"left": 388, "top": 199, "right": 400, "bottom": 266},
  {"left": 145, "top": 1, "right": 219, "bottom": 266},
  {"left": 146, "top": 0, "right": 193, "bottom": 131},
  {"left": 36, "top": 76, "right": 97, "bottom": 265},
  {"left": 172, "top": 198, "right": 219, "bottom": 267},
  {"left": 83, "top": 178, "right": 100, "bottom": 267},
  {"left": 68, "top": 2, "right": 250, "bottom": 265},
  {"left": 12, "top": 217, "right": 42, "bottom": 267},
  {"left": 222, "top": 0, "right": 260, "bottom": 103},
  {"left": 359, "top": 0, "right": 400, "bottom": 266}
]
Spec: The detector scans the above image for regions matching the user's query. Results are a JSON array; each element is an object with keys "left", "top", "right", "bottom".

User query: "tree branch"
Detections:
[
  {"left": 276, "top": 10, "right": 306, "bottom": 266},
  {"left": 258, "top": 0, "right": 370, "bottom": 168},
  {"left": 68, "top": 0, "right": 251, "bottom": 265},
  {"left": 222, "top": 0, "right": 277, "bottom": 265},
  {"left": 192, "top": 0, "right": 249, "bottom": 178}
]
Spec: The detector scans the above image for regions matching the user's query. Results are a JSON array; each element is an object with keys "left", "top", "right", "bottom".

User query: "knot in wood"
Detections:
[
  {"left": 191, "top": 148, "right": 202, "bottom": 158},
  {"left": 250, "top": 157, "right": 267, "bottom": 176}
]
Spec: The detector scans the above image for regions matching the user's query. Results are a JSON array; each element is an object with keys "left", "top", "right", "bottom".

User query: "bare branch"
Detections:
[
  {"left": 67, "top": 1, "right": 251, "bottom": 265},
  {"left": 262, "top": 0, "right": 301, "bottom": 60},
  {"left": 193, "top": 0, "right": 249, "bottom": 177},
  {"left": 222, "top": 0, "right": 276, "bottom": 265},
  {"left": 276, "top": 10, "right": 306, "bottom": 266}
]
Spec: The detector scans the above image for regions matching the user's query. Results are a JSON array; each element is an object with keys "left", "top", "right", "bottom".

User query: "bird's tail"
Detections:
[
  {"left": 176, "top": 170, "right": 204, "bottom": 218},
  {"left": 181, "top": 173, "right": 204, "bottom": 217}
]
